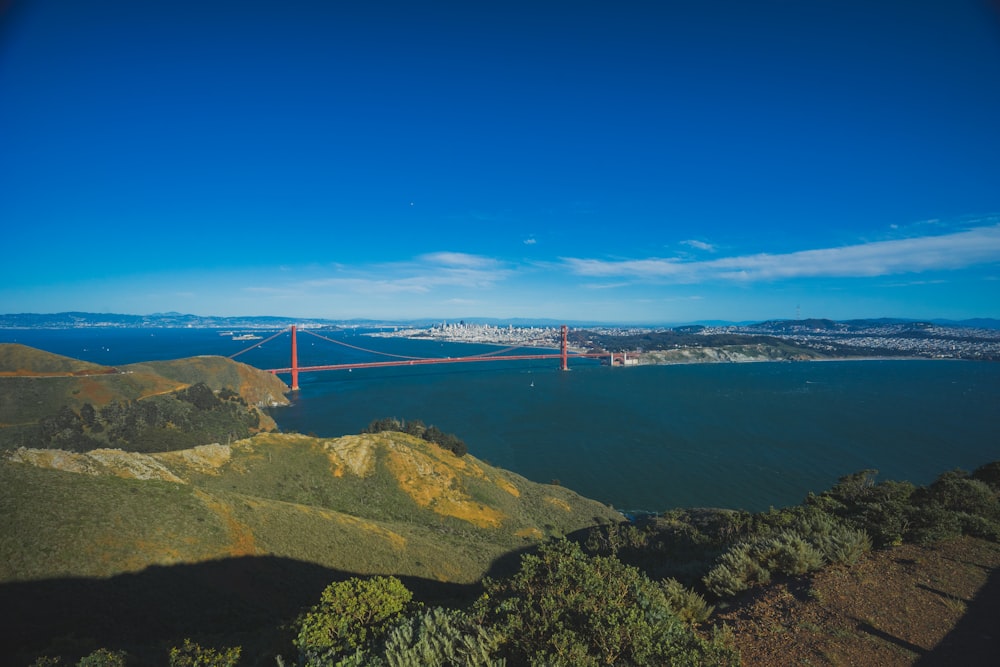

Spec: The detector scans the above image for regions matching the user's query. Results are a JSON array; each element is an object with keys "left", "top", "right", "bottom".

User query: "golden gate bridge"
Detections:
[{"left": 229, "top": 325, "right": 612, "bottom": 391}]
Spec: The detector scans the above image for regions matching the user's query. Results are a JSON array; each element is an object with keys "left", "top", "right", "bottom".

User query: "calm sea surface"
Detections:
[{"left": 3, "top": 328, "right": 998, "bottom": 512}]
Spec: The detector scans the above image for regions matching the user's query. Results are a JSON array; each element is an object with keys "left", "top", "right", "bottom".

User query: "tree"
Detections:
[{"left": 295, "top": 576, "right": 414, "bottom": 665}]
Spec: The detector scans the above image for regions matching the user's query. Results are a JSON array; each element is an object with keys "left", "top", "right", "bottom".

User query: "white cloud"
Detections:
[
  {"left": 564, "top": 224, "right": 1000, "bottom": 283},
  {"left": 295, "top": 252, "right": 512, "bottom": 299},
  {"left": 524, "top": 237, "right": 537, "bottom": 245},
  {"left": 418, "top": 251, "right": 499, "bottom": 269},
  {"left": 681, "top": 239, "right": 715, "bottom": 252}
]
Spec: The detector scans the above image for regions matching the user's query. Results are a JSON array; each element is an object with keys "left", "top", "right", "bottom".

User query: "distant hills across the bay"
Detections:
[{"left": 2, "top": 311, "right": 998, "bottom": 330}]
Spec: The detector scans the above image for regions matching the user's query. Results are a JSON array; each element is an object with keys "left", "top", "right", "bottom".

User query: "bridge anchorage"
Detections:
[{"left": 230, "top": 324, "right": 608, "bottom": 391}]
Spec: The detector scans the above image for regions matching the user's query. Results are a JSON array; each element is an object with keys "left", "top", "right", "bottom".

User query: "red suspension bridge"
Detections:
[{"left": 229, "top": 325, "right": 612, "bottom": 391}]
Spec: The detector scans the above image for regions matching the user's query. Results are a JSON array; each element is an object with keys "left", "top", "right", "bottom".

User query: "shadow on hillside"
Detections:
[
  {"left": 0, "top": 552, "right": 524, "bottom": 665},
  {"left": 914, "top": 565, "right": 1000, "bottom": 666}
]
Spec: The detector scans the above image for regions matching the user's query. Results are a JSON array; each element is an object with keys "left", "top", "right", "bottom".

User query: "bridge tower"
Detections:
[
  {"left": 290, "top": 325, "right": 300, "bottom": 391},
  {"left": 560, "top": 324, "right": 569, "bottom": 371}
]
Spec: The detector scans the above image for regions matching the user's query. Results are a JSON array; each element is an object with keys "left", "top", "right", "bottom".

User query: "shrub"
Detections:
[
  {"left": 295, "top": 576, "right": 414, "bottom": 665},
  {"left": 703, "top": 543, "right": 771, "bottom": 597},
  {"left": 478, "top": 539, "right": 738, "bottom": 666},
  {"left": 77, "top": 648, "right": 128, "bottom": 667},
  {"left": 760, "top": 532, "right": 825, "bottom": 576},
  {"left": 168, "top": 639, "right": 241, "bottom": 667},
  {"left": 814, "top": 524, "right": 872, "bottom": 565},
  {"left": 363, "top": 418, "right": 468, "bottom": 456},
  {"left": 919, "top": 471, "right": 999, "bottom": 519},
  {"left": 660, "top": 578, "right": 714, "bottom": 626},
  {"left": 908, "top": 503, "right": 964, "bottom": 545},
  {"left": 378, "top": 607, "right": 504, "bottom": 666},
  {"left": 956, "top": 513, "right": 1000, "bottom": 541}
]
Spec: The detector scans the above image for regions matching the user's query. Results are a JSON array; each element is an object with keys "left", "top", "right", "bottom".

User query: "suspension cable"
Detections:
[
  {"left": 301, "top": 329, "right": 528, "bottom": 361},
  {"left": 301, "top": 329, "right": 431, "bottom": 360}
]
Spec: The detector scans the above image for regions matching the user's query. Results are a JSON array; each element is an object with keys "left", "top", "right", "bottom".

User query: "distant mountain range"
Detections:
[{"left": 1, "top": 311, "right": 998, "bottom": 330}]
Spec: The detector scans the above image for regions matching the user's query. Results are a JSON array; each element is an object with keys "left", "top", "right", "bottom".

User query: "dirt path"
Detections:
[{"left": 716, "top": 536, "right": 1000, "bottom": 666}]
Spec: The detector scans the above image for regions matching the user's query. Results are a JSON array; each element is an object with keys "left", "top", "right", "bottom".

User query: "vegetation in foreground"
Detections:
[{"left": 11, "top": 460, "right": 998, "bottom": 666}]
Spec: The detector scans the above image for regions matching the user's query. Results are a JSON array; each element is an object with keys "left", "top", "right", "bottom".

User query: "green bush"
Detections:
[
  {"left": 909, "top": 503, "right": 964, "bottom": 545},
  {"left": 295, "top": 576, "right": 414, "bottom": 665},
  {"left": 813, "top": 524, "right": 872, "bottom": 565},
  {"left": 477, "top": 539, "right": 737, "bottom": 666},
  {"left": 956, "top": 512, "right": 1000, "bottom": 541},
  {"left": 907, "top": 469, "right": 1000, "bottom": 545},
  {"left": 378, "top": 607, "right": 504, "bottom": 666},
  {"left": 702, "top": 543, "right": 771, "bottom": 597},
  {"left": 760, "top": 532, "right": 825, "bottom": 575},
  {"left": 77, "top": 648, "right": 128, "bottom": 667},
  {"left": 919, "top": 471, "right": 999, "bottom": 519},
  {"left": 660, "top": 578, "right": 714, "bottom": 626},
  {"left": 363, "top": 417, "right": 468, "bottom": 456},
  {"left": 168, "top": 639, "right": 241, "bottom": 667}
]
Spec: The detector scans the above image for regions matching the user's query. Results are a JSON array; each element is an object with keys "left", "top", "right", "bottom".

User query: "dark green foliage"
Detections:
[
  {"left": 811, "top": 468, "right": 1000, "bottom": 547},
  {"left": 759, "top": 532, "right": 825, "bottom": 575},
  {"left": 703, "top": 510, "right": 872, "bottom": 597},
  {"left": 972, "top": 461, "right": 1000, "bottom": 491},
  {"left": 28, "top": 658, "right": 64, "bottom": 666},
  {"left": 703, "top": 543, "right": 772, "bottom": 597},
  {"left": 659, "top": 578, "right": 714, "bottom": 626},
  {"left": 294, "top": 576, "right": 415, "bottom": 665},
  {"left": 582, "top": 509, "right": 745, "bottom": 586},
  {"left": 376, "top": 607, "right": 504, "bottom": 666},
  {"left": 475, "top": 539, "right": 738, "bottom": 666},
  {"left": 812, "top": 523, "right": 872, "bottom": 566},
  {"left": 809, "top": 471, "right": 919, "bottom": 547},
  {"left": 364, "top": 417, "right": 468, "bottom": 456},
  {"left": 918, "top": 470, "right": 998, "bottom": 518},
  {"left": 77, "top": 648, "right": 128, "bottom": 667},
  {"left": 903, "top": 470, "right": 999, "bottom": 544},
  {"left": 37, "top": 405, "right": 97, "bottom": 451},
  {"left": 27, "top": 384, "right": 262, "bottom": 453},
  {"left": 168, "top": 639, "right": 241, "bottom": 667},
  {"left": 176, "top": 383, "right": 220, "bottom": 410}
]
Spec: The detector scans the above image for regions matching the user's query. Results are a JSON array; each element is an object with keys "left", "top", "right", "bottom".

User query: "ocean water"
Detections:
[{"left": 3, "top": 328, "right": 998, "bottom": 512}]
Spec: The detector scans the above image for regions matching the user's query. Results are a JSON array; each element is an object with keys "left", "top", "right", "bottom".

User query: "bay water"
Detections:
[{"left": 3, "top": 328, "right": 997, "bottom": 512}]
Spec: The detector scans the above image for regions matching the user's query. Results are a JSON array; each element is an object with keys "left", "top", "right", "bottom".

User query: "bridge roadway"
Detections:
[{"left": 268, "top": 351, "right": 608, "bottom": 375}]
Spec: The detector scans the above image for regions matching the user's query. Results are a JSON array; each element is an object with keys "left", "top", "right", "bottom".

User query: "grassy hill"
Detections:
[
  {"left": 0, "top": 344, "right": 289, "bottom": 450},
  {"left": 1, "top": 432, "right": 621, "bottom": 586},
  {"left": 0, "top": 431, "right": 622, "bottom": 662}
]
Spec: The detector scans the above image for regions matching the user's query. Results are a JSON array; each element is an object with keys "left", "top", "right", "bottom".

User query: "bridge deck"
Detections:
[{"left": 268, "top": 352, "right": 606, "bottom": 374}]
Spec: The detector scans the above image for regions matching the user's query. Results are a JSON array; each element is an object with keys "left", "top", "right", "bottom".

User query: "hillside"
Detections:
[
  {"left": 0, "top": 431, "right": 622, "bottom": 661},
  {"left": 1, "top": 431, "right": 622, "bottom": 584},
  {"left": 0, "top": 344, "right": 289, "bottom": 449}
]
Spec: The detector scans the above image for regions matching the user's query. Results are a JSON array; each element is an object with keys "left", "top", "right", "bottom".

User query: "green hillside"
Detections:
[
  {"left": 0, "top": 343, "right": 109, "bottom": 376},
  {"left": 0, "top": 344, "right": 289, "bottom": 451},
  {"left": 1, "top": 432, "right": 621, "bottom": 586}
]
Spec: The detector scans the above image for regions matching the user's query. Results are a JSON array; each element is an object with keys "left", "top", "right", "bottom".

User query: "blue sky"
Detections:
[{"left": 2, "top": 0, "right": 999, "bottom": 324}]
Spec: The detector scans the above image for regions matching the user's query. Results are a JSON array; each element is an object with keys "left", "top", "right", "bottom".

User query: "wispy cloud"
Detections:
[
  {"left": 564, "top": 225, "right": 1000, "bottom": 283},
  {"left": 417, "top": 251, "right": 500, "bottom": 269},
  {"left": 296, "top": 252, "right": 512, "bottom": 297},
  {"left": 681, "top": 239, "right": 715, "bottom": 252},
  {"left": 524, "top": 237, "right": 537, "bottom": 245}
]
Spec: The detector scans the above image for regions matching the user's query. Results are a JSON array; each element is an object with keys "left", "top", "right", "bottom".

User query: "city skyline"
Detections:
[{"left": 2, "top": 1, "right": 999, "bottom": 324}]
